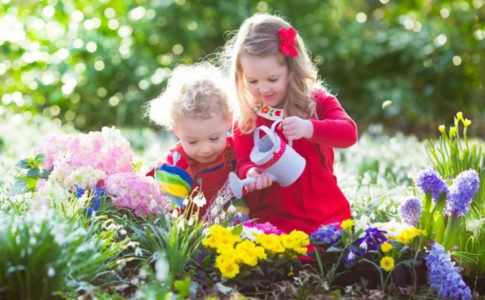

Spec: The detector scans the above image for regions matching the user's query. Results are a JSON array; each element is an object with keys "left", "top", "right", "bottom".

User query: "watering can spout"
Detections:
[{"left": 228, "top": 172, "right": 277, "bottom": 199}]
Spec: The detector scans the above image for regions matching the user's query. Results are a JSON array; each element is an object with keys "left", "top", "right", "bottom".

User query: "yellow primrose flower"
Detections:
[
  {"left": 456, "top": 112, "right": 463, "bottom": 120},
  {"left": 287, "top": 230, "right": 310, "bottom": 251},
  {"left": 216, "top": 243, "right": 237, "bottom": 255},
  {"left": 235, "top": 240, "right": 266, "bottom": 264},
  {"left": 288, "top": 230, "right": 309, "bottom": 242},
  {"left": 380, "top": 242, "right": 393, "bottom": 253},
  {"left": 202, "top": 234, "right": 219, "bottom": 249},
  {"left": 439, "top": 125, "right": 446, "bottom": 134},
  {"left": 215, "top": 255, "right": 240, "bottom": 279},
  {"left": 208, "top": 224, "right": 229, "bottom": 236},
  {"left": 280, "top": 234, "right": 307, "bottom": 254},
  {"left": 255, "top": 234, "right": 285, "bottom": 254},
  {"left": 237, "top": 250, "right": 258, "bottom": 267},
  {"left": 341, "top": 219, "right": 355, "bottom": 231},
  {"left": 395, "top": 227, "right": 425, "bottom": 244},
  {"left": 463, "top": 118, "right": 471, "bottom": 127},
  {"left": 380, "top": 256, "right": 395, "bottom": 272},
  {"left": 449, "top": 126, "right": 457, "bottom": 138}
]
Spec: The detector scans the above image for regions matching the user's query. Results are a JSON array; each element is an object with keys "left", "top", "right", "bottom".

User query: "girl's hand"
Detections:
[
  {"left": 281, "top": 116, "right": 313, "bottom": 140},
  {"left": 246, "top": 167, "right": 273, "bottom": 191}
]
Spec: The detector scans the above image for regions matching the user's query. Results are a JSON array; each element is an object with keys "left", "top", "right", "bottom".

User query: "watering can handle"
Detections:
[
  {"left": 253, "top": 125, "right": 281, "bottom": 152},
  {"left": 271, "top": 120, "right": 293, "bottom": 148}
]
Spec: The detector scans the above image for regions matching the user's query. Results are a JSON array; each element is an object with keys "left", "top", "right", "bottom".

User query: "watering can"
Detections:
[{"left": 229, "top": 120, "right": 306, "bottom": 198}]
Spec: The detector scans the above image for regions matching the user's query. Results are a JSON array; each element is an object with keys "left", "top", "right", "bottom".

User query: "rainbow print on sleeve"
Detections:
[{"left": 155, "top": 164, "right": 193, "bottom": 207}]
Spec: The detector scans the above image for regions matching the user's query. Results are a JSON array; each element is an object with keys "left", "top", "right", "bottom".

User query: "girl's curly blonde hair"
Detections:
[
  {"left": 222, "top": 13, "right": 322, "bottom": 133},
  {"left": 148, "top": 62, "right": 234, "bottom": 130}
]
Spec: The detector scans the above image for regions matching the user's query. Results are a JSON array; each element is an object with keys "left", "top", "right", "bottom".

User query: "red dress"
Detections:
[{"left": 233, "top": 90, "right": 358, "bottom": 234}]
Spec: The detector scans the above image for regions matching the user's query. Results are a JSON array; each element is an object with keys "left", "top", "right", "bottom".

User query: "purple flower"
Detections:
[
  {"left": 74, "top": 186, "right": 86, "bottom": 198},
  {"left": 426, "top": 243, "right": 471, "bottom": 300},
  {"left": 399, "top": 198, "right": 422, "bottom": 226},
  {"left": 356, "top": 227, "right": 387, "bottom": 254},
  {"left": 343, "top": 245, "right": 358, "bottom": 267},
  {"left": 415, "top": 169, "right": 449, "bottom": 202},
  {"left": 90, "top": 186, "right": 107, "bottom": 211},
  {"left": 310, "top": 223, "right": 341, "bottom": 245},
  {"left": 445, "top": 170, "right": 479, "bottom": 217}
]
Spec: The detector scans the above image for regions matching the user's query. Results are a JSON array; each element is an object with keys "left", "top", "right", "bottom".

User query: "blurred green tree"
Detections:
[{"left": 0, "top": 0, "right": 483, "bottom": 135}]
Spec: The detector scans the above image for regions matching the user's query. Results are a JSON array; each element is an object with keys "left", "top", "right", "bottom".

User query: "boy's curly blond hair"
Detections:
[{"left": 148, "top": 62, "right": 235, "bottom": 130}]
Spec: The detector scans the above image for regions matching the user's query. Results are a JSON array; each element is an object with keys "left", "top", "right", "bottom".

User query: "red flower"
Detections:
[{"left": 278, "top": 26, "right": 298, "bottom": 58}]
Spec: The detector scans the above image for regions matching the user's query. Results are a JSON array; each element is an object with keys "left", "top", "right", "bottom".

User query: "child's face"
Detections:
[
  {"left": 174, "top": 115, "right": 230, "bottom": 164},
  {"left": 240, "top": 54, "right": 289, "bottom": 108}
]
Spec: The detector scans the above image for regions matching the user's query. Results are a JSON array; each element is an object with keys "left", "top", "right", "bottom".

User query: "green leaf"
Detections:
[
  {"left": 35, "top": 153, "right": 45, "bottom": 164},
  {"left": 26, "top": 168, "right": 40, "bottom": 178},
  {"left": 38, "top": 169, "right": 50, "bottom": 179},
  {"left": 10, "top": 179, "right": 29, "bottom": 195},
  {"left": 25, "top": 177, "right": 38, "bottom": 192},
  {"left": 15, "top": 159, "right": 30, "bottom": 169},
  {"left": 231, "top": 224, "right": 242, "bottom": 235}
]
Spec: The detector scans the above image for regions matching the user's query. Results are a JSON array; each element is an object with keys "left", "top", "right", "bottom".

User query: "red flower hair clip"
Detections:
[{"left": 278, "top": 26, "right": 298, "bottom": 58}]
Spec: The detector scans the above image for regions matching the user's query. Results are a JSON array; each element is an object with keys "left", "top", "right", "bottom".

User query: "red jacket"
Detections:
[
  {"left": 148, "top": 137, "right": 236, "bottom": 217},
  {"left": 233, "top": 89, "right": 358, "bottom": 234}
]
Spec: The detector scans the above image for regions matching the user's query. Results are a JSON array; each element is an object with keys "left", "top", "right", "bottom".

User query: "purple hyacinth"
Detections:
[
  {"left": 356, "top": 227, "right": 387, "bottom": 254},
  {"left": 415, "top": 169, "right": 449, "bottom": 202},
  {"left": 75, "top": 186, "right": 86, "bottom": 198},
  {"left": 310, "top": 223, "right": 341, "bottom": 245},
  {"left": 445, "top": 170, "right": 479, "bottom": 217},
  {"left": 399, "top": 198, "right": 422, "bottom": 226},
  {"left": 426, "top": 243, "right": 471, "bottom": 300}
]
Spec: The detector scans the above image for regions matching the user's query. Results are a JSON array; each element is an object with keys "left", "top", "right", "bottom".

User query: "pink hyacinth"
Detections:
[{"left": 105, "top": 172, "right": 168, "bottom": 217}]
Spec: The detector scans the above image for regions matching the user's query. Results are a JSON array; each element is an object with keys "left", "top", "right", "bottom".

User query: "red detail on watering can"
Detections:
[{"left": 256, "top": 140, "right": 287, "bottom": 169}]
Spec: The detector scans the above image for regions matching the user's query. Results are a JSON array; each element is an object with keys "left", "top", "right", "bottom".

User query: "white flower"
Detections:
[
  {"left": 227, "top": 204, "right": 237, "bottom": 214},
  {"left": 134, "top": 247, "right": 143, "bottom": 256},
  {"left": 155, "top": 253, "right": 170, "bottom": 282},
  {"left": 346, "top": 250, "right": 355, "bottom": 261},
  {"left": 374, "top": 220, "right": 411, "bottom": 239},
  {"left": 241, "top": 226, "right": 263, "bottom": 241},
  {"left": 354, "top": 215, "right": 371, "bottom": 232},
  {"left": 210, "top": 207, "right": 219, "bottom": 216},
  {"left": 193, "top": 194, "right": 207, "bottom": 208},
  {"left": 466, "top": 218, "right": 485, "bottom": 236}
]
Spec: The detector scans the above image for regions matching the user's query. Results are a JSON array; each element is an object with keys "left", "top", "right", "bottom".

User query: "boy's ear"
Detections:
[{"left": 172, "top": 126, "right": 181, "bottom": 138}]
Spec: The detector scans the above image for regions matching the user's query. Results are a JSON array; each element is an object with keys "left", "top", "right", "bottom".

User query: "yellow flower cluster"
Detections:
[
  {"left": 202, "top": 226, "right": 309, "bottom": 279},
  {"left": 255, "top": 230, "right": 309, "bottom": 255},
  {"left": 439, "top": 111, "right": 472, "bottom": 137},
  {"left": 341, "top": 219, "right": 355, "bottom": 231},
  {"left": 203, "top": 225, "right": 266, "bottom": 279},
  {"left": 202, "top": 225, "right": 241, "bottom": 253},
  {"left": 395, "top": 226, "right": 425, "bottom": 245}
]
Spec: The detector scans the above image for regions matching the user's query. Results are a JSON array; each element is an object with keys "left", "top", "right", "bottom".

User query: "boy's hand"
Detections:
[
  {"left": 246, "top": 167, "right": 273, "bottom": 191},
  {"left": 280, "top": 116, "right": 313, "bottom": 140}
]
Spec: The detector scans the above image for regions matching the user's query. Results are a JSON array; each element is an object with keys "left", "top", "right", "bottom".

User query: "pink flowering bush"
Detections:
[
  {"left": 105, "top": 172, "right": 168, "bottom": 217},
  {"left": 28, "top": 127, "right": 168, "bottom": 216},
  {"left": 33, "top": 127, "right": 134, "bottom": 182}
]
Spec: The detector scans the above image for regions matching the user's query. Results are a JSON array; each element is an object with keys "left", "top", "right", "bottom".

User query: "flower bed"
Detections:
[{"left": 1, "top": 113, "right": 484, "bottom": 299}]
